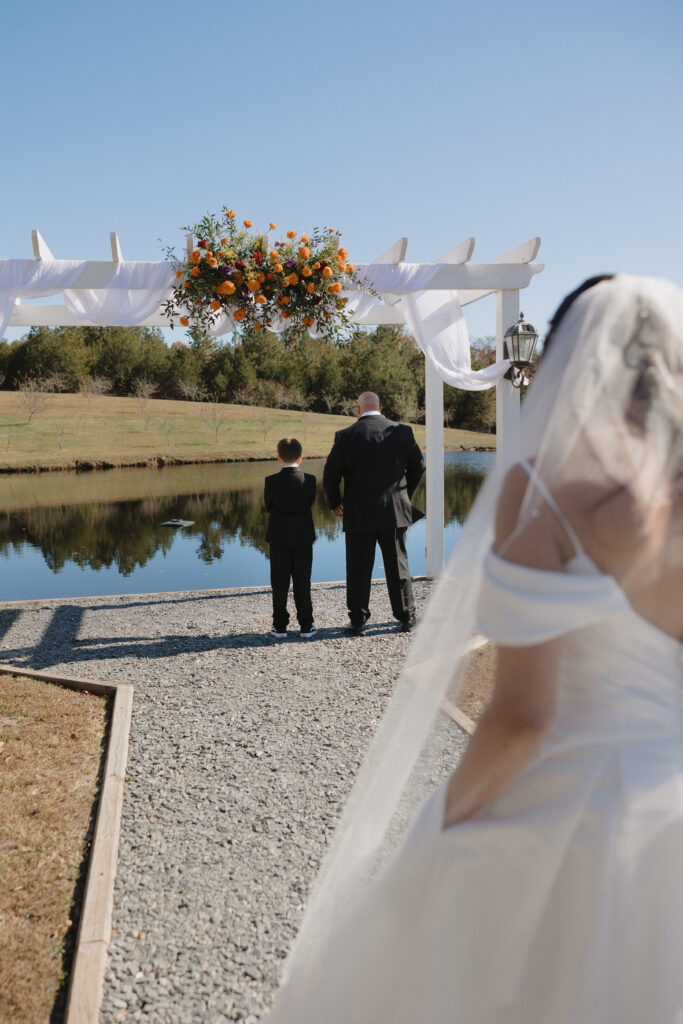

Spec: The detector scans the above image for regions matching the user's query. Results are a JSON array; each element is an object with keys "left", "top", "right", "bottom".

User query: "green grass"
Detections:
[{"left": 0, "top": 392, "right": 495, "bottom": 472}]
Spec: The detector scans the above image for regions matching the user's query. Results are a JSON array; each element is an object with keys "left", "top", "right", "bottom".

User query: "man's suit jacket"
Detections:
[
  {"left": 264, "top": 467, "right": 317, "bottom": 546},
  {"left": 323, "top": 414, "right": 426, "bottom": 534}
]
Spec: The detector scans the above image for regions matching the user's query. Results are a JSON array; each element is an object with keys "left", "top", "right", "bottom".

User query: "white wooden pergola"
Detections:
[{"left": 7, "top": 230, "right": 544, "bottom": 577}]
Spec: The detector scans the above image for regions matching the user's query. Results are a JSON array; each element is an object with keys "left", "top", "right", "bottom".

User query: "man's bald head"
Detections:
[{"left": 357, "top": 392, "right": 381, "bottom": 414}]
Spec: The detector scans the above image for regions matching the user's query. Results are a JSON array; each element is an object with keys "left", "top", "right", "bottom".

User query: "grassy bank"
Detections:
[
  {"left": 0, "top": 392, "right": 495, "bottom": 473},
  {"left": 0, "top": 673, "right": 109, "bottom": 1023}
]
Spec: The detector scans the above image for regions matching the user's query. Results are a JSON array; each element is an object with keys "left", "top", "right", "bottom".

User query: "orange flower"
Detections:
[
  {"left": 281, "top": 310, "right": 292, "bottom": 319},
  {"left": 274, "top": 263, "right": 283, "bottom": 273},
  {"left": 269, "top": 222, "right": 277, "bottom": 230},
  {"left": 346, "top": 263, "right": 354, "bottom": 273},
  {"left": 208, "top": 258, "right": 218, "bottom": 267},
  {"left": 206, "top": 251, "right": 213, "bottom": 258},
  {"left": 254, "top": 323, "right": 263, "bottom": 331},
  {"left": 328, "top": 228, "right": 335, "bottom": 233},
  {"left": 256, "top": 271, "right": 266, "bottom": 283},
  {"left": 243, "top": 219, "right": 253, "bottom": 228},
  {"left": 298, "top": 246, "right": 311, "bottom": 259},
  {"left": 329, "top": 282, "right": 343, "bottom": 294},
  {"left": 190, "top": 250, "right": 201, "bottom": 264},
  {"left": 182, "top": 281, "right": 190, "bottom": 290},
  {"left": 266, "top": 272, "right": 277, "bottom": 281},
  {"left": 179, "top": 316, "right": 189, "bottom": 326},
  {"left": 338, "top": 248, "right": 348, "bottom": 260},
  {"left": 286, "top": 230, "right": 297, "bottom": 239},
  {"left": 217, "top": 251, "right": 224, "bottom": 258},
  {"left": 220, "top": 236, "right": 228, "bottom": 244},
  {"left": 277, "top": 296, "right": 291, "bottom": 306},
  {"left": 336, "top": 297, "right": 349, "bottom": 307},
  {"left": 226, "top": 210, "right": 236, "bottom": 218},
  {"left": 301, "top": 234, "right": 310, "bottom": 243},
  {"left": 175, "top": 270, "right": 183, "bottom": 279},
  {"left": 255, "top": 294, "right": 266, "bottom": 304},
  {"left": 324, "top": 311, "right": 332, "bottom": 317},
  {"left": 196, "top": 299, "right": 203, "bottom": 305},
  {"left": 303, "top": 316, "right": 314, "bottom": 327},
  {"left": 247, "top": 279, "right": 260, "bottom": 292},
  {"left": 192, "top": 267, "right": 200, "bottom": 277},
  {"left": 269, "top": 250, "right": 279, "bottom": 260},
  {"left": 287, "top": 273, "right": 299, "bottom": 286},
  {"left": 210, "top": 299, "right": 221, "bottom": 311},
  {"left": 314, "top": 261, "right": 321, "bottom": 269},
  {"left": 233, "top": 308, "right": 247, "bottom": 321},
  {"left": 217, "top": 281, "right": 236, "bottom": 295},
  {"left": 322, "top": 267, "right": 333, "bottom": 278},
  {"left": 337, "top": 262, "right": 346, "bottom": 273},
  {"left": 306, "top": 283, "right": 315, "bottom": 293},
  {"left": 302, "top": 266, "right": 313, "bottom": 278}
]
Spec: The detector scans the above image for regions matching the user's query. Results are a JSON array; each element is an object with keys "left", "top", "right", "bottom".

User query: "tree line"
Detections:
[{"left": 0, "top": 324, "right": 497, "bottom": 431}]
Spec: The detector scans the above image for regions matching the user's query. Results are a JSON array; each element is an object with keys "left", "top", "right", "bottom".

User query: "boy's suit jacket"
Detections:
[{"left": 264, "top": 467, "right": 317, "bottom": 545}]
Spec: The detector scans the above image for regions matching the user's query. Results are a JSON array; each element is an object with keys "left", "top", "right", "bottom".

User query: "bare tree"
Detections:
[
  {"left": 80, "top": 376, "right": 112, "bottom": 403},
  {"left": 200, "top": 398, "right": 229, "bottom": 442},
  {"left": 338, "top": 397, "right": 358, "bottom": 417},
  {"left": 131, "top": 378, "right": 158, "bottom": 430},
  {"left": 157, "top": 419, "right": 174, "bottom": 445},
  {"left": 177, "top": 379, "right": 206, "bottom": 403},
  {"left": 320, "top": 392, "right": 338, "bottom": 415},
  {"left": 16, "top": 377, "right": 50, "bottom": 423},
  {"left": 232, "top": 386, "right": 259, "bottom": 407},
  {"left": 42, "top": 372, "right": 68, "bottom": 394}
]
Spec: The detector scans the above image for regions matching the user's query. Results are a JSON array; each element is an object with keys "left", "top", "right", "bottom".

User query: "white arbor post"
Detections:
[{"left": 495, "top": 289, "right": 521, "bottom": 464}]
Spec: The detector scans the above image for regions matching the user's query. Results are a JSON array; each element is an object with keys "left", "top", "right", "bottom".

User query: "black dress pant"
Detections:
[
  {"left": 345, "top": 527, "right": 415, "bottom": 629},
  {"left": 269, "top": 543, "right": 314, "bottom": 632}
]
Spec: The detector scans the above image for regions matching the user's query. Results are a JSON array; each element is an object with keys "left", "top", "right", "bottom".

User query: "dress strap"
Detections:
[{"left": 519, "top": 459, "right": 585, "bottom": 560}]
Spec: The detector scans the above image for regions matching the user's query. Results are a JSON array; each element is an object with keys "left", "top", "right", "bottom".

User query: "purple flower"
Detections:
[
  {"left": 274, "top": 241, "right": 281, "bottom": 247},
  {"left": 220, "top": 267, "right": 232, "bottom": 278},
  {"left": 240, "top": 285, "right": 248, "bottom": 296},
  {"left": 286, "top": 259, "right": 296, "bottom": 267}
]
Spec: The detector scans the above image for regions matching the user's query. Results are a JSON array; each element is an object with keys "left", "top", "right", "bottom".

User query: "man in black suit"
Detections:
[
  {"left": 323, "top": 392, "right": 426, "bottom": 636},
  {"left": 265, "top": 437, "right": 317, "bottom": 639}
]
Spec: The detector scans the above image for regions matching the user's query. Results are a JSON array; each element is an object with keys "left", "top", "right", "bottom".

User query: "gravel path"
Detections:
[{"left": 0, "top": 580, "right": 468, "bottom": 1023}]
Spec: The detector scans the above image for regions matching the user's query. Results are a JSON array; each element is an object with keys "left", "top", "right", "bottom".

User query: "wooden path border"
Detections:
[{"left": 0, "top": 662, "right": 133, "bottom": 1024}]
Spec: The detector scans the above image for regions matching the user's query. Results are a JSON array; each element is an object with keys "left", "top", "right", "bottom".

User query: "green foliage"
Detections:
[{"left": 0, "top": 322, "right": 498, "bottom": 432}]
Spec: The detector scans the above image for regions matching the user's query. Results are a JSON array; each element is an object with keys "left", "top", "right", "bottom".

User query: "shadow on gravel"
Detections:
[{"left": 0, "top": 610, "right": 405, "bottom": 670}]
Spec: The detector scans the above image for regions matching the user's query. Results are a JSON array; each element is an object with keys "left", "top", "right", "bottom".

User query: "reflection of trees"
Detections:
[{"left": 0, "top": 458, "right": 490, "bottom": 578}]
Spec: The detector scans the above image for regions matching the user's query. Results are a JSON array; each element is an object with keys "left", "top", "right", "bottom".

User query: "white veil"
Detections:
[{"left": 271, "top": 274, "right": 683, "bottom": 1008}]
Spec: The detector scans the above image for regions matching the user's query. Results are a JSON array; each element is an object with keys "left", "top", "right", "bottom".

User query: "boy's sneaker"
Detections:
[
  {"left": 299, "top": 625, "right": 317, "bottom": 639},
  {"left": 270, "top": 629, "right": 287, "bottom": 639}
]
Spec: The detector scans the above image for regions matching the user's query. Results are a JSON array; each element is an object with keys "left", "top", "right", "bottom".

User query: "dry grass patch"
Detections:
[
  {"left": 0, "top": 673, "right": 109, "bottom": 1024},
  {"left": 0, "top": 392, "right": 495, "bottom": 472},
  {"left": 450, "top": 642, "right": 496, "bottom": 722}
]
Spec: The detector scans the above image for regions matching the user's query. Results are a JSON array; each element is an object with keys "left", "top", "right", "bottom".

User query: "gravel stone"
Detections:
[{"left": 0, "top": 579, "right": 468, "bottom": 1021}]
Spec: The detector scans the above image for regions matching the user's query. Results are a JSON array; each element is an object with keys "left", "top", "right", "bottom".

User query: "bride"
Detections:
[{"left": 264, "top": 275, "right": 683, "bottom": 1023}]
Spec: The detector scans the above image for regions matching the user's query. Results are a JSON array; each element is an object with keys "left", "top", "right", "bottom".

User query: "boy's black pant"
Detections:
[{"left": 269, "top": 543, "right": 313, "bottom": 632}]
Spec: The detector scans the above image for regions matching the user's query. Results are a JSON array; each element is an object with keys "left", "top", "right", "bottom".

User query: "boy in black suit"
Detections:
[{"left": 264, "top": 437, "right": 317, "bottom": 639}]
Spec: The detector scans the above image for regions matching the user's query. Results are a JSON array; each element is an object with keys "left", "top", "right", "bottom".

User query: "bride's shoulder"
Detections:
[{"left": 494, "top": 462, "right": 575, "bottom": 571}]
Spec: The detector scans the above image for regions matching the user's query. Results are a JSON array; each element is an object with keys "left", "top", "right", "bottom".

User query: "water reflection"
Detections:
[{"left": 0, "top": 453, "right": 493, "bottom": 600}]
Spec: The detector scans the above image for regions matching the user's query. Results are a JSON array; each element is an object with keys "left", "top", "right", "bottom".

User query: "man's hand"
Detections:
[{"left": 332, "top": 504, "right": 344, "bottom": 517}]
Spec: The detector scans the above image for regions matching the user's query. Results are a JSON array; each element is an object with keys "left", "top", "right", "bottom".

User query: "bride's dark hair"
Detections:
[{"left": 543, "top": 275, "right": 614, "bottom": 354}]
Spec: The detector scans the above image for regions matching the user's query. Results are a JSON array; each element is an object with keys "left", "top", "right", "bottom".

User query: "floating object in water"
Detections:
[{"left": 161, "top": 519, "right": 195, "bottom": 528}]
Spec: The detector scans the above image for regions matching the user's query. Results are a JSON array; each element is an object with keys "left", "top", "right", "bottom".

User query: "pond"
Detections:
[{"left": 0, "top": 452, "right": 494, "bottom": 601}]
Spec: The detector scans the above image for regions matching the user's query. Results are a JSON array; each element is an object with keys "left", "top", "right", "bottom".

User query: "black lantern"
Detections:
[{"left": 503, "top": 313, "right": 539, "bottom": 388}]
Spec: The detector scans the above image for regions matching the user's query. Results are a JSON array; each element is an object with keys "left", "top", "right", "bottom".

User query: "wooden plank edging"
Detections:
[{"left": 0, "top": 662, "right": 133, "bottom": 1024}]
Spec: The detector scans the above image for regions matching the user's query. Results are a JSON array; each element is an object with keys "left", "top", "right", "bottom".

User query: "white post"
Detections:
[
  {"left": 425, "top": 357, "right": 444, "bottom": 578},
  {"left": 495, "top": 290, "right": 521, "bottom": 464}
]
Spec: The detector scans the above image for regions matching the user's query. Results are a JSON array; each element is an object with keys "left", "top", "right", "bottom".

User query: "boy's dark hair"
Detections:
[{"left": 277, "top": 437, "right": 302, "bottom": 462}]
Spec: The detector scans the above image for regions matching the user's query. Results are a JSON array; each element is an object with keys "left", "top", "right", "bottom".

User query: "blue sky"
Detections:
[{"left": 2, "top": 0, "right": 681, "bottom": 343}]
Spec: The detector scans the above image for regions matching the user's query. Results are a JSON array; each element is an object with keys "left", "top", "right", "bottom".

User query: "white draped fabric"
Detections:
[
  {"left": 403, "top": 290, "right": 509, "bottom": 391},
  {"left": 0, "top": 258, "right": 86, "bottom": 338},
  {"left": 346, "top": 264, "right": 510, "bottom": 391},
  {"left": 0, "top": 258, "right": 509, "bottom": 393},
  {"left": 63, "top": 262, "right": 176, "bottom": 327}
]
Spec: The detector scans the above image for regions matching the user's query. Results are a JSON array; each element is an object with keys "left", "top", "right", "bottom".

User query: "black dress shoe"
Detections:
[
  {"left": 344, "top": 624, "right": 366, "bottom": 637},
  {"left": 400, "top": 616, "right": 417, "bottom": 633}
]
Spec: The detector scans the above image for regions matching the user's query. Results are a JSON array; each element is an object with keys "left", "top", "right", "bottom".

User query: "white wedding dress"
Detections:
[{"left": 266, "top": 514, "right": 683, "bottom": 1022}]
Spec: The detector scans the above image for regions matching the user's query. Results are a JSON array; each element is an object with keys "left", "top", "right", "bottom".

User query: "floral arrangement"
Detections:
[{"left": 163, "top": 208, "right": 363, "bottom": 339}]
